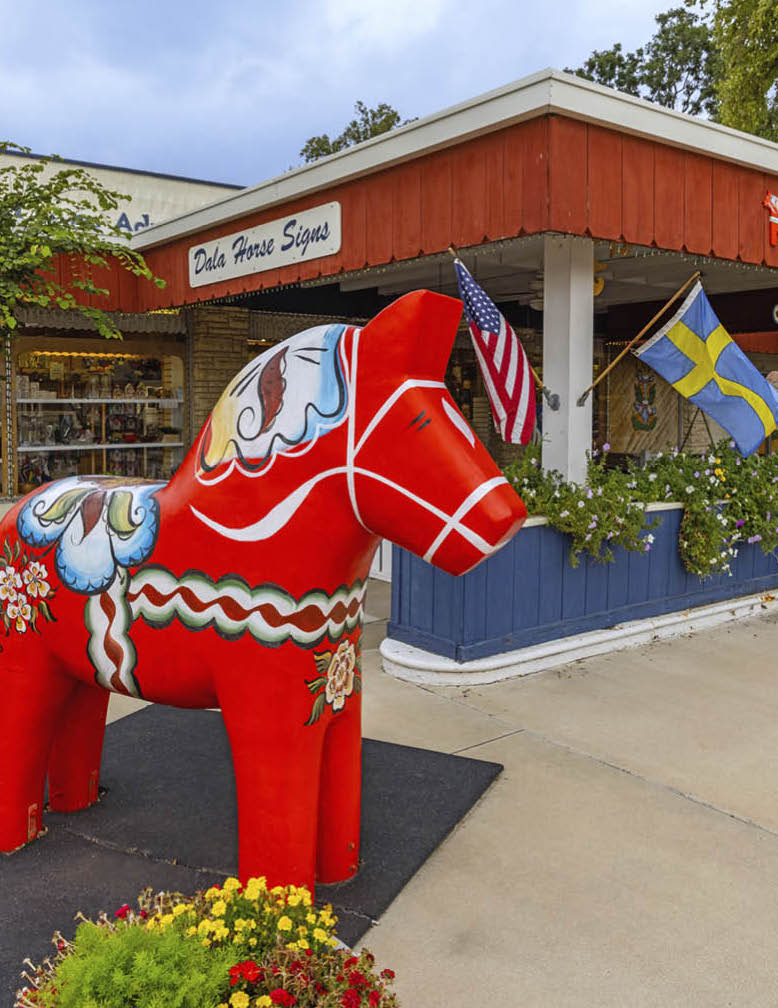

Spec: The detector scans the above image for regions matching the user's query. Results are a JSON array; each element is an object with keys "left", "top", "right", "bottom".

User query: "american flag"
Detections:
[{"left": 454, "top": 259, "right": 536, "bottom": 445}]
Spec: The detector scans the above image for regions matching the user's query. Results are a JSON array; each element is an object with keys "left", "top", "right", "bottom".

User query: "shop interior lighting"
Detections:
[{"left": 34, "top": 351, "right": 143, "bottom": 359}]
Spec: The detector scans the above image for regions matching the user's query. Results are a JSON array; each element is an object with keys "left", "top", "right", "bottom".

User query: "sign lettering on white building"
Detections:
[{"left": 188, "top": 202, "right": 342, "bottom": 288}]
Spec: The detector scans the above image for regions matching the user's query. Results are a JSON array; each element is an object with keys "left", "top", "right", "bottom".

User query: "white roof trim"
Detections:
[{"left": 133, "top": 68, "right": 778, "bottom": 252}]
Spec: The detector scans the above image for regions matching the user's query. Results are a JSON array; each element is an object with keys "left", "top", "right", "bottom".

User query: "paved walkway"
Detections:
[{"left": 109, "top": 583, "right": 778, "bottom": 1006}]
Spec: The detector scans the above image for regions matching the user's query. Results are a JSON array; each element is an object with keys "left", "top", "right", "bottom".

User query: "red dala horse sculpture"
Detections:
[{"left": 0, "top": 290, "right": 526, "bottom": 894}]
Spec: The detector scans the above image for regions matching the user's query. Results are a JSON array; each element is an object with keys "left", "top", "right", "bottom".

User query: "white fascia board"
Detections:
[{"left": 133, "top": 68, "right": 778, "bottom": 253}]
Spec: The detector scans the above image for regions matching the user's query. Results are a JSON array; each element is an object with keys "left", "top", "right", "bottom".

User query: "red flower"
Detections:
[
  {"left": 380, "top": 969, "right": 395, "bottom": 980},
  {"left": 242, "top": 961, "right": 261, "bottom": 983},
  {"left": 139, "top": 910, "right": 148, "bottom": 919},
  {"left": 315, "top": 983, "right": 328, "bottom": 995},
  {"left": 341, "top": 990, "right": 361, "bottom": 1008},
  {"left": 349, "top": 971, "right": 368, "bottom": 989},
  {"left": 270, "top": 990, "right": 297, "bottom": 1007},
  {"left": 344, "top": 956, "right": 359, "bottom": 969},
  {"left": 304, "top": 948, "right": 313, "bottom": 957},
  {"left": 369, "top": 992, "right": 382, "bottom": 1006},
  {"left": 114, "top": 905, "right": 131, "bottom": 919}
]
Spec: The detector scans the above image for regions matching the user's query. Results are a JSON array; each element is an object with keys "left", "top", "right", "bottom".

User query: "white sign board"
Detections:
[{"left": 188, "top": 201, "right": 342, "bottom": 288}]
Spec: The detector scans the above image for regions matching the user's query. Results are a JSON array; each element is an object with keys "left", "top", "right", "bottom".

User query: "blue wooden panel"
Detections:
[
  {"left": 584, "top": 553, "right": 609, "bottom": 615},
  {"left": 485, "top": 535, "right": 516, "bottom": 639},
  {"left": 647, "top": 514, "right": 671, "bottom": 601},
  {"left": 462, "top": 558, "right": 489, "bottom": 643},
  {"left": 561, "top": 553, "right": 587, "bottom": 620},
  {"left": 431, "top": 567, "right": 458, "bottom": 642},
  {"left": 390, "top": 518, "right": 778, "bottom": 663},
  {"left": 606, "top": 543, "right": 630, "bottom": 611},
  {"left": 538, "top": 527, "right": 565, "bottom": 626},
  {"left": 513, "top": 526, "right": 541, "bottom": 629},
  {"left": 627, "top": 543, "right": 651, "bottom": 605},
  {"left": 409, "top": 555, "right": 436, "bottom": 633}
]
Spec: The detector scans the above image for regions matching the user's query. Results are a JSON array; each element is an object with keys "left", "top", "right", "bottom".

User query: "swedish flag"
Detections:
[{"left": 635, "top": 281, "right": 778, "bottom": 456}]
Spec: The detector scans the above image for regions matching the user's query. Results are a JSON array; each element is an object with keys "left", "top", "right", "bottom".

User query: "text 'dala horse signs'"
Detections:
[
  {"left": 0, "top": 289, "right": 525, "bottom": 895},
  {"left": 188, "top": 201, "right": 342, "bottom": 288}
]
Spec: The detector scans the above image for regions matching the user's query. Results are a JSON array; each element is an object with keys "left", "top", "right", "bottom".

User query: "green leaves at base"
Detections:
[{"left": 304, "top": 692, "right": 327, "bottom": 726}]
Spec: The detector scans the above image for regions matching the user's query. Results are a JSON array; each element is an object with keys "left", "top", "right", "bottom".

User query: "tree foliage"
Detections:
[
  {"left": 0, "top": 142, "right": 164, "bottom": 340},
  {"left": 300, "top": 101, "right": 410, "bottom": 163},
  {"left": 566, "top": 1, "right": 720, "bottom": 118},
  {"left": 715, "top": 0, "right": 778, "bottom": 142}
]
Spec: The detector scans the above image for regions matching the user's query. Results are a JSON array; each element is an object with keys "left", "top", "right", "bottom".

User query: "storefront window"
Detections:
[{"left": 14, "top": 348, "right": 185, "bottom": 494}]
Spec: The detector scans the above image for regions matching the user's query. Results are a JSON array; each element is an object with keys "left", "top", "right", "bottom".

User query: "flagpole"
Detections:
[
  {"left": 447, "top": 246, "right": 560, "bottom": 411},
  {"left": 575, "top": 270, "right": 701, "bottom": 407}
]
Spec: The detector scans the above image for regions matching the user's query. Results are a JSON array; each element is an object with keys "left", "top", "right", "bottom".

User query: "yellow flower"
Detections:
[
  {"left": 257, "top": 998, "right": 272, "bottom": 1007},
  {"left": 277, "top": 916, "right": 293, "bottom": 932},
  {"left": 205, "top": 886, "right": 221, "bottom": 900},
  {"left": 270, "top": 885, "right": 284, "bottom": 897},
  {"left": 313, "top": 928, "right": 329, "bottom": 943},
  {"left": 160, "top": 914, "right": 174, "bottom": 928},
  {"left": 230, "top": 993, "right": 250, "bottom": 1008},
  {"left": 287, "top": 893, "right": 301, "bottom": 907},
  {"left": 234, "top": 918, "right": 248, "bottom": 931},
  {"left": 202, "top": 938, "right": 211, "bottom": 947},
  {"left": 306, "top": 913, "right": 317, "bottom": 924},
  {"left": 186, "top": 926, "right": 197, "bottom": 936},
  {"left": 223, "top": 877, "right": 241, "bottom": 894},
  {"left": 173, "top": 903, "right": 189, "bottom": 917},
  {"left": 211, "top": 900, "right": 227, "bottom": 917},
  {"left": 300, "top": 891, "right": 312, "bottom": 907},
  {"left": 249, "top": 937, "right": 257, "bottom": 947},
  {"left": 297, "top": 925, "right": 308, "bottom": 937},
  {"left": 297, "top": 938, "right": 310, "bottom": 950}
]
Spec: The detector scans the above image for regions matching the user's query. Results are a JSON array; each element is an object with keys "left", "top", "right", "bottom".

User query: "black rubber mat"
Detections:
[{"left": 1, "top": 706, "right": 501, "bottom": 1004}]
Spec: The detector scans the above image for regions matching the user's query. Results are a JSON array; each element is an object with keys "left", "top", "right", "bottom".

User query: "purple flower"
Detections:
[
  {"left": 694, "top": 471, "right": 700, "bottom": 478},
  {"left": 736, "top": 519, "right": 745, "bottom": 528},
  {"left": 603, "top": 442, "right": 611, "bottom": 452}
]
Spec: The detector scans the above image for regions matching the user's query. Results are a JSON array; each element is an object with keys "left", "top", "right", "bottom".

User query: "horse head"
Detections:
[
  {"left": 187, "top": 290, "right": 525, "bottom": 576},
  {"left": 349, "top": 290, "right": 526, "bottom": 575}
]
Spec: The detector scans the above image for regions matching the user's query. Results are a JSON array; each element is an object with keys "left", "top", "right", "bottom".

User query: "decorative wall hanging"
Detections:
[{"left": 632, "top": 372, "right": 658, "bottom": 431}]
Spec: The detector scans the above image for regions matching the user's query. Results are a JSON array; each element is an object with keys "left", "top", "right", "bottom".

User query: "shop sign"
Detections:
[
  {"left": 188, "top": 201, "right": 341, "bottom": 288},
  {"left": 764, "top": 191, "right": 778, "bottom": 247}
]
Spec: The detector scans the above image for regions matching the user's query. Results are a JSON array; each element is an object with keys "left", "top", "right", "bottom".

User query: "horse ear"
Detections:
[{"left": 358, "top": 290, "right": 462, "bottom": 379}]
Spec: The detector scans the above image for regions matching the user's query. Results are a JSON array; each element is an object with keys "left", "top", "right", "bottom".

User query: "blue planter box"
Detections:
[{"left": 387, "top": 506, "right": 778, "bottom": 663}]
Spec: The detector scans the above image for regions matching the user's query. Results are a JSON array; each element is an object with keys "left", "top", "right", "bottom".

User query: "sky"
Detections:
[{"left": 1, "top": 0, "right": 675, "bottom": 188}]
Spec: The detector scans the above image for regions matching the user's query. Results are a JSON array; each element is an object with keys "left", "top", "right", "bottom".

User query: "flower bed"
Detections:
[
  {"left": 387, "top": 440, "right": 778, "bottom": 665},
  {"left": 16, "top": 879, "right": 398, "bottom": 1008}
]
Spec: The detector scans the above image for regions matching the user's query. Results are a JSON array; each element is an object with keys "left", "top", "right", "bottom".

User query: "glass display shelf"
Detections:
[
  {"left": 17, "top": 397, "right": 181, "bottom": 406},
  {"left": 18, "top": 442, "right": 184, "bottom": 453}
]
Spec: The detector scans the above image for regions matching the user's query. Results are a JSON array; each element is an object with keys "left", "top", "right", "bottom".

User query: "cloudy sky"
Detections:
[{"left": 2, "top": 0, "right": 673, "bottom": 187}]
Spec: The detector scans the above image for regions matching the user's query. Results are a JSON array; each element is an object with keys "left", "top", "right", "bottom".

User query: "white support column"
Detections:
[{"left": 542, "top": 234, "right": 594, "bottom": 484}]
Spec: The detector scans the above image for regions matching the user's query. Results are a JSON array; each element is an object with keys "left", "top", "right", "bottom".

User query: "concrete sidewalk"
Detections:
[
  {"left": 107, "top": 583, "right": 778, "bottom": 1006},
  {"left": 358, "top": 592, "right": 778, "bottom": 1007}
]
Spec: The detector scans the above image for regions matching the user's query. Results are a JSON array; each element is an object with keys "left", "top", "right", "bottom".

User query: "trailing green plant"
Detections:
[
  {"left": 504, "top": 439, "right": 778, "bottom": 579},
  {"left": 17, "top": 879, "right": 399, "bottom": 1008}
]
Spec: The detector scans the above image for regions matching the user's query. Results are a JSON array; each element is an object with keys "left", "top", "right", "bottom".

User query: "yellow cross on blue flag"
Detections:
[{"left": 634, "top": 281, "right": 778, "bottom": 456}]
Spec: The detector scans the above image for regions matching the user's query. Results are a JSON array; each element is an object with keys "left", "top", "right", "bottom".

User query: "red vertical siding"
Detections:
[
  {"left": 654, "top": 146, "right": 685, "bottom": 250},
  {"left": 621, "top": 136, "right": 654, "bottom": 246},
  {"left": 451, "top": 141, "right": 489, "bottom": 246},
  {"left": 392, "top": 162, "right": 422, "bottom": 260},
  {"left": 588, "top": 126, "right": 623, "bottom": 240},
  {"left": 521, "top": 117, "right": 549, "bottom": 234},
  {"left": 738, "top": 168, "right": 765, "bottom": 263},
  {"left": 684, "top": 153, "right": 712, "bottom": 254},
  {"left": 764, "top": 173, "right": 778, "bottom": 269},
  {"left": 340, "top": 180, "right": 367, "bottom": 271},
  {"left": 548, "top": 117, "right": 587, "bottom": 233},
  {"left": 484, "top": 132, "right": 506, "bottom": 240},
  {"left": 421, "top": 151, "right": 452, "bottom": 252},
  {"left": 503, "top": 126, "right": 525, "bottom": 235},
  {"left": 711, "top": 161, "right": 739, "bottom": 259},
  {"left": 364, "top": 173, "right": 394, "bottom": 265}
]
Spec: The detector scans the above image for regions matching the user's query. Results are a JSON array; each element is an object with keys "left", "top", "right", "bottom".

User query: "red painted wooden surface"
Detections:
[
  {"left": 711, "top": 161, "right": 740, "bottom": 260},
  {"left": 654, "top": 146, "right": 685, "bottom": 250},
  {"left": 765, "top": 173, "right": 778, "bottom": 270},
  {"left": 621, "top": 136, "right": 654, "bottom": 246},
  {"left": 684, "top": 153, "right": 712, "bottom": 254},
  {"left": 733, "top": 331, "right": 778, "bottom": 353},
  {"left": 50, "top": 114, "right": 778, "bottom": 314},
  {"left": 548, "top": 117, "right": 588, "bottom": 234},
  {"left": 588, "top": 126, "right": 623, "bottom": 240}
]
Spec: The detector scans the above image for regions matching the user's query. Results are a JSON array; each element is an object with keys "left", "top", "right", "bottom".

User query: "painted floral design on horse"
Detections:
[
  {"left": 305, "top": 638, "right": 362, "bottom": 724},
  {"left": 199, "top": 323, "right": 348, "bottom": 480},
  {"left": 16, "top": 475, "right": 164, "bottom": 594},
  {"left": 0, "top": 538, "right": 57, "bottom": 635}
]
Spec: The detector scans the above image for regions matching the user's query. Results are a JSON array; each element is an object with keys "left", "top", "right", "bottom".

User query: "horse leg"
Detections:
[
  {"left": 0, "top": 661, "right": 75, "bottom": 851},
  {"left": 216, "top": 653, "right": 326, "bottom": 893},
  {"left": 48, "top": 681, "right": 109, "bottom": 813},
  {"left": 316, "top": 698, "right": 362, "bottom": 884}
]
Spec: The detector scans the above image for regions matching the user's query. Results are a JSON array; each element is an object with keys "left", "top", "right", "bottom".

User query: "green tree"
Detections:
[
  {"left": 300, "top": 101, "right": 410, "bottom": 163},
  {"left": 567, "top": 1, "right": 720, "bottom": 118},
  {"left": 0, "top": 142, "right": 164, "bottom": 340},
  {"left": 715, "top": 0, "right": 778, "bottom": 142}
]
